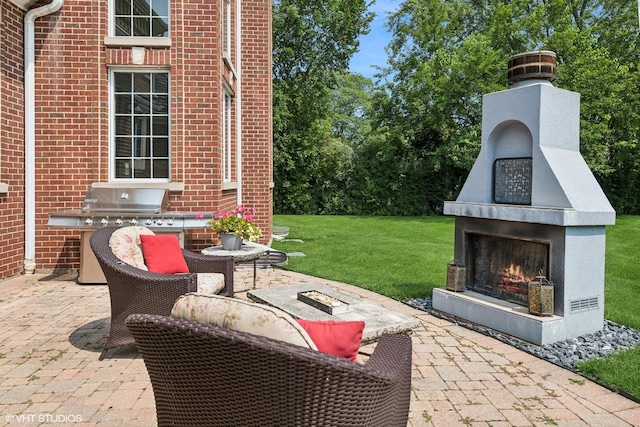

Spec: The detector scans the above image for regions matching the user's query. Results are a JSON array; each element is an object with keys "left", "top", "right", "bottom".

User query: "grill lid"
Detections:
[{"left": 81, "top": 187, "right": 170, "bottom": 213}]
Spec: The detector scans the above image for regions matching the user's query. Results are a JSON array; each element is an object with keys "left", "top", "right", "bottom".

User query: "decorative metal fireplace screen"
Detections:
[
  {"left": 467, "top": 234, "right": 549, "bottom": 306},
  {"left": 493, "top": 157, "right": 532, "bottom": 205}
]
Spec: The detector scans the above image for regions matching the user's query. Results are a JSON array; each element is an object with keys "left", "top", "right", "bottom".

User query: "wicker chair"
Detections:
[
  {"left": 90, "top": 226, "right": 234, "bottom": 360},
  {"left": 126, "top": 313, "right": 412, "bottom": 427}
]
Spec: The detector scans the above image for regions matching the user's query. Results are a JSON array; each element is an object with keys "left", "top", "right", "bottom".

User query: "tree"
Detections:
[
  {"left": 376, "top": 0, "right": 640, "bottom": 213},
  {"left": 272, "top": 0, "right": 374, "bottom": 214}
]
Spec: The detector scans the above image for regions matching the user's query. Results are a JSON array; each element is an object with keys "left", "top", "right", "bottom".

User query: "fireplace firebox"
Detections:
[{"left": 467, "top": 234, "right": 548, "bottom": 306}]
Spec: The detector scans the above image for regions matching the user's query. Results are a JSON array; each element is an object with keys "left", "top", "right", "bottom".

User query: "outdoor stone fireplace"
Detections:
[{"left": 433, "top": 51, "right": 616, "bottom": 346}]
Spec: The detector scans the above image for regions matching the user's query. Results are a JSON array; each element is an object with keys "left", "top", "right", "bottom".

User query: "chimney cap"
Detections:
[{"left": 508, "top": 51, "right": 556, "bottom": 86}]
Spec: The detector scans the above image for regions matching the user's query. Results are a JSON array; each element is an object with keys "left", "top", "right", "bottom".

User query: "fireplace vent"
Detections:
[{"left": 569, "top": 297, "right": 599, "bottom": 313}]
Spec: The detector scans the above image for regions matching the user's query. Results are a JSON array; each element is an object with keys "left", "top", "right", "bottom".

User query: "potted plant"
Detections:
[
  {"left": 207, "top": 205, "right": 262, "bottom": 250},
  {"left": 446, "top": 260, "right": 466, "bottom": 292}
]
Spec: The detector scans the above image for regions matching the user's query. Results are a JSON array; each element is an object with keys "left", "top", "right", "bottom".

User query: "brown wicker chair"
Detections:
[
  {"left": 90, "top": 226, "right": 234, "bottom": 360},
  {"left": 126, "top": 313, "right": 412, "bottom": 427}
]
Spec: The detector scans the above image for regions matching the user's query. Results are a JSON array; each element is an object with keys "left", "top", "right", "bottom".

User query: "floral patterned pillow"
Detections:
[
  {"left": 108, "top": 226, "right": 155, "bottom": 271},
  {"left": 196, "top": 273, "right": 225, "bottom": 295},
  {"left": 171, "top": 293, "right": 318, "bottom": 350}
]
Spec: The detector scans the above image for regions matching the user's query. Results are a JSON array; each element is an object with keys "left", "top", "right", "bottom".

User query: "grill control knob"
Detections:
[
  {"left": 85, "top": 218, "right": 93, "bottom": 226},
  {"left": 115, "top": 218, "right": 123, "bottom": 226},
  {"left": 146, "top": 219, "right": 152, "bottom": 226},
  {"left": 167, "top": 218, "right": 174, "bottom": 226},
  {"left": 157, "top": 219, "right": 163, "bottom": 225},
  {"left": 101, "top": 218, "right": 108, "bottom": 226},
  {"left": 129, "top": 219, "right": 138, "bottom": 225}
]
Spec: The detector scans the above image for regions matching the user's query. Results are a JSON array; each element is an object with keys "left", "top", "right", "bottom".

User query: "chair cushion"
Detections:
[
  {"left": 108, "top": 226, "right": 155, "bottom": 270},
  {"left": 171, "top": 293, "right": 318, "bottom": 350},
  {"left": 296, "top": 319, "right": 365, "bottom": 361},
  {"left": 196, "top": 273, "right": 226, "bottom": 295},
  {"left": 140, "top": 234, "right": 189, "bottom": 274}
]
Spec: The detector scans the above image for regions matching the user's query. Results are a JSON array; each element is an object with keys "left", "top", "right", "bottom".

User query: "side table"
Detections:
[{"left": 201, "top": 245, "right": 264, "bottom": 289}]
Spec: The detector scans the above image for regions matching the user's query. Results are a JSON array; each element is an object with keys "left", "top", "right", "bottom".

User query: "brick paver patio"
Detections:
[{"left": 1, "top": 268, "right": 639, "bottom": 426}]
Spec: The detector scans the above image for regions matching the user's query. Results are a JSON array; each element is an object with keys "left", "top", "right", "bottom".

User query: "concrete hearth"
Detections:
[{"left": 433, "top": 289, "right": 565, "bottom": 345}]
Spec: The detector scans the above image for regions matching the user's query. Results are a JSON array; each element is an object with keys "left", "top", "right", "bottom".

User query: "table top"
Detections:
[
  {"left": 201, "top": 245, "right": 264, "bottom": 262},
  {"left": 247, "top": 283, "right": 420, "bottom": 344}
]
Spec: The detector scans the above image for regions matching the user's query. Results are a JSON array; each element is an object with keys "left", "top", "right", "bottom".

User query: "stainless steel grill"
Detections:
[
  {"left": 47, "top": 187, "right": 210, "bottom": 283},
  {"left": 47, "top": 187, "right": 209, "bottom": 230}
]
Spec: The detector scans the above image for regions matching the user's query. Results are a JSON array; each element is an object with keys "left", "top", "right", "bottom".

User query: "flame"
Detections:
[{"left": 501, "top": 263, "right": 532, "bottom": 283}]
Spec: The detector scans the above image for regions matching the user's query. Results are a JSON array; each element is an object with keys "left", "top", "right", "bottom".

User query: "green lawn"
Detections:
[
  {"left": 603, "top": 216, "right": 640, "bottom": 329},
  {"left": 272, "top": 215, "right": 454, "bottom": 300},
  {"left": 272, "top": 214, "right": 640, "bottom": 398}
]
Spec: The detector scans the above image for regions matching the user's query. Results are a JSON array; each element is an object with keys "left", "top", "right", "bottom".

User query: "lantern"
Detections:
[
  {"left": 528, "top": 275, "right": 554, "bottom": 316},
  {"left": 446, "top": 262, "right": 466, "bottom": 292}
]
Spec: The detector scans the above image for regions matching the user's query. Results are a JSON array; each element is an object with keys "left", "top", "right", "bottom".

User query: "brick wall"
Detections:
[
  {"left": 0, "top": 0, "right": 272, "bottom": 278},
  {"left": 0, "top": 3, "right": 27, "bottom": 278},
  {"left": 239, "top": 0, "right": 273, "bottom": 239}
]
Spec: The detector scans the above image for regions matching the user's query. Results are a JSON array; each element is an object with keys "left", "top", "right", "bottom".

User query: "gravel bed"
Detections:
[{"left": 404, "top": 296, "right": 640, "bottom": 372}]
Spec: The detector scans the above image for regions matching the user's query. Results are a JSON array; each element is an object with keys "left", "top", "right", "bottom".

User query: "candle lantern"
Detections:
[
  {"left": 446, "top": 262, "right": 466, "bottom": 292},
  {"left": 528, "top": 274, "right": 554, "bottom": 316}
]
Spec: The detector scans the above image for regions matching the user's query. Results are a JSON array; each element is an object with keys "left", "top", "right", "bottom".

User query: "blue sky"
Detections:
[{"left": 349, "top": 1, "right": 399, "bottom": 80}]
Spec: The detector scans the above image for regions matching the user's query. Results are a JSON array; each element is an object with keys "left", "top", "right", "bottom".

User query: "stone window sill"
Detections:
[
  {"left": 104, "top": 37, "right": 171, "bottom": 48},
  {"left": 92, "top": 182, "right": 184, "bottom": 192},
  {"left": 222, "top": 182, "right": 239, "bottom": 191}
]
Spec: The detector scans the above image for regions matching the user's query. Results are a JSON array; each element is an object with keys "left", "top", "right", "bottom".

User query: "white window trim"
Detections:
[
  {"left": 222, "top": 0, "right": 236, "bottom": 77},
  {"left": 222, "top": 87, "right": 234, "bottom": 184},
  {"left": 108, "top": 67, "right": 172, "bottom": 183},
  {"left": 104, "top": 37, "right": 172, "bottom": 48},
  {"left": 222, "top": 0, "right": 232, "bottom": 59},
  {"left": 107, "top": 0, "right": 171, "bottom": 39}
]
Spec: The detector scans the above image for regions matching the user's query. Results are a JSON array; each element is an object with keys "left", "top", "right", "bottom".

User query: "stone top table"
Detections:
[
  {"left": 202, "top": 246, "right": 264, "bottom": 289},
  {"left": 248, "top": 282, "right": 420, "bottom": 344}
]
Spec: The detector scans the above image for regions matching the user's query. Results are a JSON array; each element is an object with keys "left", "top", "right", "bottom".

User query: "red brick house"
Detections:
[{"left": 0, "top": 0, "right": 273, "bottom": 280}]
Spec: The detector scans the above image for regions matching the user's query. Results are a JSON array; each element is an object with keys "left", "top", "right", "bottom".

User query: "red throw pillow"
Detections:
[
  {"left": 296, "top": 319, "right": 365, "bottom": 361},
  {"left": 140, "top": 234, "right": 189, "bottom": 274}
]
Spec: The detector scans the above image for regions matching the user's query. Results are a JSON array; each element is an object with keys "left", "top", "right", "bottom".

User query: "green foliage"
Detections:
[
  {"left": 372, "top": 0, "right": 640, "bottom": 214},
  {"left": 273, "top": 0, "right": 640, "bottom": 215},
  {"left": 273, "top": 0, "right": 374, "bottom": 214},
  {"left": 207, "top": 206, "right": 262, "bottom": 241}
]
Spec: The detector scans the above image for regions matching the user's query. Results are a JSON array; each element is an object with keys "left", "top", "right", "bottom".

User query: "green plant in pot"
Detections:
[{"left": 208, "top": 205, "right": 261, "bottom": 250}]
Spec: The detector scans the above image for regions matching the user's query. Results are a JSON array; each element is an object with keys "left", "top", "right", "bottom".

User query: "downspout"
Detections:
[
  {"left": 235, "top": 0, "right": 242, "bottom": 206},
  {"left": 23, "top": 0, "right": 63, "bottom": 274}
]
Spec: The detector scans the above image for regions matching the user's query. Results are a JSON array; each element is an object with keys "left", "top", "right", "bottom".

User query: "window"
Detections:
[
  {"left": 222, "top": 0, "right": 231, "bottom": 58},
  {"left": 222, "top": 88, "right": 233, "bottom": 182},
  {"left": 112, "top": 70, "right": 170, "bottom": 180},
  {"left": 114, "top": 0, "right": 169, "bottom": 37}
]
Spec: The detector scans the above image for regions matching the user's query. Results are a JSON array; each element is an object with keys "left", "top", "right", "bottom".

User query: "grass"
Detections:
[
  {"left": 272, "top": 214, "right": 640, "bottom": 398},
  {"left": 578, "top": 346, "right": 640, "bottom": 398},
  {"left": 603, "top": 216, "right": 640, "bottom": 329},
  {"left": 272, "top": 215, "right": 454, "bottom": 300}
]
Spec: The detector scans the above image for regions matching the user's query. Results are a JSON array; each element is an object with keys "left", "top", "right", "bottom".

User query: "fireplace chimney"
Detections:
[
  {"left": 507, "top": 50, "right": 556, "bottom": 86},
  {"left": 447, "top": 50, "right": 614, "bottom": 221}
]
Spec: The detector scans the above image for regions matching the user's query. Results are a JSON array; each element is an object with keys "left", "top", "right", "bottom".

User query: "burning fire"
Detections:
[
  {"left": 503, "top": 263, "right": 527, "bottom": 282},
  {"left": 499, "top": 263, "right": 532, "bottom": 294}
]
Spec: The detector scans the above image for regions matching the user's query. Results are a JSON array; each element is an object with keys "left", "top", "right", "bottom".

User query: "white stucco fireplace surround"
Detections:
[{"left": 434, "top": 51, "right": 616, "bottom": 346}]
